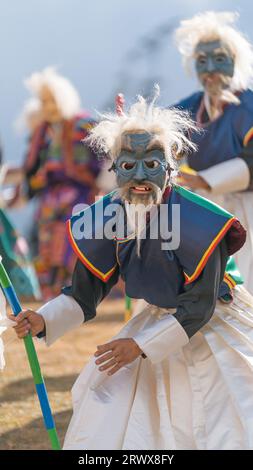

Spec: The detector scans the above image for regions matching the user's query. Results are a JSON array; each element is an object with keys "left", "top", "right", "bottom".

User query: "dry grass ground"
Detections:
[{"left": 0, "top": 298, "right": 127, "bottom": 450}]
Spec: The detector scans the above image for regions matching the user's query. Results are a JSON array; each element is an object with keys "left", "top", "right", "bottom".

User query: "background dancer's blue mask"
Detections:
[{"left": 195, "top": 40, "right": 234, "bottom": 78}]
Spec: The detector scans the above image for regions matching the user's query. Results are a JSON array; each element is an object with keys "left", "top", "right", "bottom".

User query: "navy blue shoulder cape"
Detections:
[{"left": 67, "top": 186, "right": 245, "bottom": 289}]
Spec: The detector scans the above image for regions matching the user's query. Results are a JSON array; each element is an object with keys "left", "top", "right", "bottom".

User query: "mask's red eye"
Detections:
[{"left": 121, "top": 162, "right": 135, "bottom": 170}]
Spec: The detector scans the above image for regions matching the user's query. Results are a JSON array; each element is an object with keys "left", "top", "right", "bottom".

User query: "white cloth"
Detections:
[
  {"left": 197, "top": 179, "right": 253, "bottom": 294},
  {"left": 199, "top": 158, "right": 250, "bottom": 195},
  {"left": 63, "top": 286, "right": 253, "bottom": 450},
  {"left": 37, "top": 294, "right": 84, "bottom": 346},
  {"left": 133, "top": 307, "right": 189, "bottom": 363},
  {"left": 224, "top": 191, "right": 253, "bottom": 295}
]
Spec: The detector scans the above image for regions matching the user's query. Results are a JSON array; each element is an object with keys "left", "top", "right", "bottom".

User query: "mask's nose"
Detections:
[
  {"left": 206, "top": 57, "right": 215, "bottom": 73},
  {"left": 134, "top": 162, "right": 146, "bottom": 182}
]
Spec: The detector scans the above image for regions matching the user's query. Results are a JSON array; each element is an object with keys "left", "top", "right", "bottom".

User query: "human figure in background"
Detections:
[
  {"left": 0, "top": 139, "right": 41, "bottom": 300},
  {"left": 173, "top": 11, "right": 253, "bottom": 293},
  {"left": 23, "top": 67, "right": 102, "bottom": 300},
  {"left": 14, "top": 97, "right": 43, "bottom": 260}
]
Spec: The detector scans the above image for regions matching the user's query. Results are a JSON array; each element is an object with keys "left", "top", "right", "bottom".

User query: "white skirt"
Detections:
[
  {"left": 63, "top": 286, "right": 253, "bottom": 450},
  {"left": 199, "top": 191, "right": 253, "bottom": 294}
]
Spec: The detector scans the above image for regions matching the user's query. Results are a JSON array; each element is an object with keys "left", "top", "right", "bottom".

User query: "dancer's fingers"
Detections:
[
  {"left": 14, "top": 319, "right": 30, "bottom": 331},
  {"left": 95, "top": 340, "right": 118, "bottom": 356},
  {"left": 95, "top": 351, "right": 115, "bottom": 365},
  {"left": 107, "top": 363, "right": 123, "bottom": 376},
  {"left": 14, "top": 310, "right": 35, "bottom": 323},
  {"left": 16, "top": 326, "right": 31, "bottom": 338},
  {"left": 98, "top": 358, "right": 118, "bottom": 371}
]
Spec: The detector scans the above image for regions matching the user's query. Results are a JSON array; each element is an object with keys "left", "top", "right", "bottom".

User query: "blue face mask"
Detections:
[
  {"left": 195, "top": 40, "right": 234, "bottom": 78},
  {"left": 112, "top": 132, "right": 169, "bottom": 191}
]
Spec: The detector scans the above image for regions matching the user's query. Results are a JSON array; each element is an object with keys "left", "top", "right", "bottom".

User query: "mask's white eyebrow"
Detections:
[
  {"left": 146, "top": 137, "right": 164, "bottom": 151},
  {"left": 194, "top": 47, "right": 230, "bottom": 58},
  {"left": 146, "top": 145, "right": 164, "bottom": 153},
  {"left": 212, "top": 47, "right": 229, "bottom": 54},
  {"left": 194, "top": 51, "right": 207, "bottom": 59}
]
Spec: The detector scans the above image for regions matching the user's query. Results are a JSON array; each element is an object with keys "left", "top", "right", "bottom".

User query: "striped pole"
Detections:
[
  {"left": 124, "top": 295, "right": 132, "bottom": 322},
  {"left": 0, "top": 257, "right": 61, "bottom": 450}
]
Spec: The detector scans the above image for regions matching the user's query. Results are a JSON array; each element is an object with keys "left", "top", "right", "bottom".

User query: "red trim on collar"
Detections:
[{"left": 162, "top": 185, "right": 172, "bottom": 202}]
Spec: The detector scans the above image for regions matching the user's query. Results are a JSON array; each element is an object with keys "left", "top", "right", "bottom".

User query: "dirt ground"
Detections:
[{"left": 0, "top": 298, "right": 127, "bottom": 450}]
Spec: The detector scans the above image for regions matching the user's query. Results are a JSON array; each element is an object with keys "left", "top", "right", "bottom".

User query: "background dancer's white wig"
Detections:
[
  {"left": 25, "top": 67, "right": 81, "bottom": 119},
  {"left": 85, "top": 86, "right": 197, "bottom": 169},
  {"left": 175, "top": 11, "right": 253, "bottom": 91},
  {"left": 15, "top": 97, "right": 42, "bottom": 133}
]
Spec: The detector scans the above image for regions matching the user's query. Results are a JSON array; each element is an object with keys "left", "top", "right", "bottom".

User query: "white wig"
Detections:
[
  {"left": 175, "top": 11, "right": 253, "bottom": 91},
  {"left": 15, "top": 97, "right": 42, "bottom": 133},
  {"left": 85, "top": 86, "right": 197, "bottom": 170},
  {"left": 25, "top": 67, "right": 81, "bottom": 119}
]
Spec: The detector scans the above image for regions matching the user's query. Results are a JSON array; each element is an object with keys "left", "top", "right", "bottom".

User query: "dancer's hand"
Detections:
[
  {"left": 177, "top": 172, "right": 210, "bottom": 190},
  {"left": 94, "top": 338, "right": 143, "bottom": 376},
  {"left": 8, "top": 310, "right": 45, "bottom": 339}
]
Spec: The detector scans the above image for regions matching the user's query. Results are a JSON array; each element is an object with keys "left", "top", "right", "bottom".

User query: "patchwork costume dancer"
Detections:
[
  {"left": 0, "top": 209, "right": 41, "bottom": 300},
  {"left": 174, "top": 12, "right": 253, "bottom": 293},
  {"left": 0, "top": 143, "right": 40, "bottom": 300},
  {"left": 19, "top": 93, "right": 253, "bottom": 449},
  {"left": 23, "top": 68, "right": 101, "bottom": 299}
]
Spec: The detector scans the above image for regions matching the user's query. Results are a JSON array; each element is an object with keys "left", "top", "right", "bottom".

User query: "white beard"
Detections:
[
  {"left": 203, "top": 75, "right": 240, "bottom": 120},
  {"left": 124, "top": 201, "right": 155, "bottom": 257},
  {"left": 219, "top": 88, "right": 240, "bottom": 105},
  {"left": 113, "top": 182, "right": 164, "bottom": 207},
  {"left": 113, "top": 181, "right": 166, "bottom": 257}
]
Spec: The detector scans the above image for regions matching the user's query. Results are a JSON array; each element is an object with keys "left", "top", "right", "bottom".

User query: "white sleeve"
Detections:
[
  {"left": 37, "top": 294, "right": 84, "bottom": 346},
  {"left": 133, "top": 314, "right": 189, "bottom": 364},
  {"left": 198, "top": 158, "right": 250, "bottom": 195}
]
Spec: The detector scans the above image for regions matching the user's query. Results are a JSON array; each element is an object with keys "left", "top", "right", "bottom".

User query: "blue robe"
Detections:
[{"left": 175, "top": 89, "right": 253, "bottom": 186}]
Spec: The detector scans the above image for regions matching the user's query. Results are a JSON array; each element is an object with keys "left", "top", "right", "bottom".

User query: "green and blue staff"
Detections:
[
  {"left": 0, "top": 256, "right": 61, "bottom": 450},
  {"left": 125, "top": 295, "right": 132, "bottom": 322}
]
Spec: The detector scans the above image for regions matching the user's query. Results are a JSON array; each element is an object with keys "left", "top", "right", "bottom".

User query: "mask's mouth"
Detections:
[
  {"left": 130, "top": 184, "right": 152, "bottom": 194},
  {"left": 201, "top": 72, "right": 231, "bottom": 89},
  {"left": 113, "top": 179, "right": 164, "bottom": 206}
]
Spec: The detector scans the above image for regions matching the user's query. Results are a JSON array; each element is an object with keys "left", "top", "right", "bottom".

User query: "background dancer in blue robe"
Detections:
[
  {"left": 9, "top": 90, "right": 253, "bottom": 450},
  {"left": 173, "top": 11, "right": 253, "bottom": 293}
]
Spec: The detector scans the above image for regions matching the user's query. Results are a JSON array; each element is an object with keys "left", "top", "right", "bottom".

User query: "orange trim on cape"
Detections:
[
  {"left": 67, "top": 220, "right": 117, "bottom": 282},
  {"left": 243, "top": 126, "right": 253, "bottom": 146},
  {"left": 184, "top": 217, "right": 236, "bottom": 285},
  {"left": 223, "top": 272, "right": 237, "bottom": 290}
]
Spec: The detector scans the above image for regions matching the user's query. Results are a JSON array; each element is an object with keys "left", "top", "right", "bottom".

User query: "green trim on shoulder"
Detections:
[
  {"left": 225, "top": 256, "right": 244, "bottom": 285},
  {"left": 173, "top": 185, "right": 233, "bottom": 219}
]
